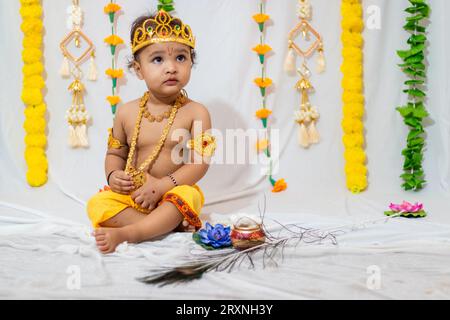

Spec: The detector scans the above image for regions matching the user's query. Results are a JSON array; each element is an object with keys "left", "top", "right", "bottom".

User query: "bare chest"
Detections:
[{"left": 124, "top": 108, "right": 192, "bottom": 155}]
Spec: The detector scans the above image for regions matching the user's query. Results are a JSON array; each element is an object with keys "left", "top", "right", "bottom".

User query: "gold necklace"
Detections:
[
  {"left": 143, "top": 108, "right": 171, "bottom": 122},
  {"left": 124, "top": 91, "right": 187, "bottom": 189}
]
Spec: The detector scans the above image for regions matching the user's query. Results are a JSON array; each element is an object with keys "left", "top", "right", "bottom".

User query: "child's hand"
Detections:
[
  {"left": 131, "top": 173, "right": 164, "bottom": 210},
  {"left": 109, "top": 170, "right": 134, "bottom": 195}
]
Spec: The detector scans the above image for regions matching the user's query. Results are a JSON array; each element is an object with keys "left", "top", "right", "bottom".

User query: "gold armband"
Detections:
[
  {"left": 187, "top": 132, "right": 217, "bottom": 157},
  {"left": 107, "top": 128, "right": 126, "bottom": 149}
]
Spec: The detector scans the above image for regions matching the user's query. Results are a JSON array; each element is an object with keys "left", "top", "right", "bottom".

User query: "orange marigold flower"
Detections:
[
  {"left": 252, "top": 44, "right": 272, "bottom": 55},
  {"left": 105, "top": 68, "right": 124, "bottom": 79},
  {"left": 253, "top": 13, "right": 270, "bottom": 24},
  {"left": 107, "top": 95, "right": 121, "bottom": 105},
  {"left": 255, "top": 108, "right": 272, "bottom": 119},
  {"left": 104, "top": 3, "right": 121, "bottom": 14},
  {"left": 256, "top": 139, "right": 269, "bottom": 152},
  {"left": 254, "top": 77, "right": 273, "bottom": 88},
  {"left": 104, "top": 35, "right": 124, "bottom": 46},
  {"left": 99, "top": 185, "right": 111, "bottom": 192},
  {"left": 272, "top": 179, "right": 287, "bottom": 193}
]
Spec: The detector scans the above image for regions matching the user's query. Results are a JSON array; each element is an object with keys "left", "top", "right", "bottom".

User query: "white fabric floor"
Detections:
[{"left": 1, "top": 0, "right": 450, "bottom": 299}]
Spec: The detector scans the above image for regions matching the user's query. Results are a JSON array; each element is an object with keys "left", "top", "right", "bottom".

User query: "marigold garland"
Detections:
[
  {"left": 20, "top": 0, "right": 48, "bottom": 187},
  {"left": 252, "top": 1, "right": 286, "bottom": 193},
  {"left": 340, "top": 0, "right": 367, "bottom": 193},
  {"left": 396, "top": 0, "right": 430, "bottom": 191},
  {"left": 104, "top": 1, "right": 124, "bottom": 115}
]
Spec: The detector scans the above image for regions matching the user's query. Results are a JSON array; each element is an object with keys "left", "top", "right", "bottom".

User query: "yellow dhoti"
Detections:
[{"left": 87, "top": 184, "right": 204, "bottom": 230}]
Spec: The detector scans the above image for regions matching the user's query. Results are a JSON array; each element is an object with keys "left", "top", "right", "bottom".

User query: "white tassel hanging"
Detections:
[
  {"left": 308, "top": 121, "right": 320, "bottom": 144},
  {"left": 76, "top": 123, "right": 89, "bottom": 147},
  {"left": 59, "top": 56, "right": 71, "bottom": 78},
  {"left": 316, "top": 49, "right": 326, "bottom": 74},
  {"left": 298, "top": 123, "right": 310, "bottom": 148},
  {"left": 68, "top": 125, "right": 79, "bottom": 148},
  {"left": 87, "top": 54, "right": 97, "bottom": 81},
  {"left": 284, "top": 48, "right": 296, "bottom": 73}
]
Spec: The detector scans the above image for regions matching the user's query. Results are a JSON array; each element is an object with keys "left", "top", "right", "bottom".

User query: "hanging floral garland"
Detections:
[
  {"left": 253, "top": 1, "right": 287, "bottom": 193},
  {"left": 340, "top": 0, "right": 367, "bottom": 193},
  {"left": 20, "top": 0, "right": 48, "bottom": 187},
  {"left": 396, "top": 0, "right": 430, "bottom": 191},
  {"left": 104, "top": 1, "right": 124, "bottom": 115}
]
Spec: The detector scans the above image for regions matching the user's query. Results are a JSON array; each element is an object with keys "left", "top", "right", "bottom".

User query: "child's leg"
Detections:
[
  {"left": 94, "top": 201, "right": 184, "bottom": 253},
  {"left": 99, "top": 207, "right": 147, "bottom": 228}
]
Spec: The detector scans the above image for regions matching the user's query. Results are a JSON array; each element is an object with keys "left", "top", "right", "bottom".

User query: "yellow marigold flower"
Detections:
[
  {"left": 341, "top": 118, "right": 364, "bottom": 134},
  {"left": 21, "top": 88, "right": 43, "bottom": 106},
  {"left": 256, "top": 139, "right": 269, "bottom": 152},
  {"left": 346, "top": 175, "right": 367, "bottom": 194},
  {"left": 253, "top": 13, "right": 270, "bottom": 24},
  {"left": 20, "top": 0, "right": 40, "bottom": 6},
  {"left": 23, "top": 62, "right": 43, "bottom": 77},
  {"left": 344, "top": 148, "right": 366, "bottom": 163},
  {"left": 345, "top": 163, "right": 367, "bottom": 176},
  {"left": 105, "top": 68, "right": 124, "bottom": 79},
  {"left": 272, "top": 179, "right": 287, "bottom": 193},
  {"left": 343, "top": 134, "right": 364, "bottom": 148},
  {"left": 255, "top": 109, "right": 272, "bottom": 119},
  {"left": 252, "top": 44, "right": 272, "bottom": 55},
  {"left": 25, "top": 133, "right": 47, "bottom": 148},
  {"left": 104, "top": 3, "right": 121, "bottom": 14},
  {"left": 23, "top": 75, "right": 45, "bottom": 89},
  {"left": 22, "top": 47, "right": 42, "bottom": 64},
  {"left": 20, "top": 5, "right": 42, "bottom": 19},
  {"left": 104, "top": 35, "right": 124, "bottom": 46},
  {"left": 26, "top": 169, "right": 48, "bottom": 187},
  {"left": 107, "top": 96, "right": 121, "bottom": 105},
  {"left": 20, "top": 18, "right": 43, "bottom": 35},
  {"left": 254, "top": 77, "right": 273, "bottom": 88}
]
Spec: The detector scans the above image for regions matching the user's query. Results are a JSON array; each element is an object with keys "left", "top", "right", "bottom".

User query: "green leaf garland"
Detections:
[{"left": 396, "top": 0, "right": 430, "bottom": 191}]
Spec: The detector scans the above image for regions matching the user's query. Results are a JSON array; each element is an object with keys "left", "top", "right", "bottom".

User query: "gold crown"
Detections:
[{"left": 131, "top": 10, "right": 195, "bottom": 54}]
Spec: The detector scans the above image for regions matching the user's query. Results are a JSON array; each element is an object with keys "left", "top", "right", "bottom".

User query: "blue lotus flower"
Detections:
[{"left": 198, "top": 222, "right": 231, "bottom": 248}]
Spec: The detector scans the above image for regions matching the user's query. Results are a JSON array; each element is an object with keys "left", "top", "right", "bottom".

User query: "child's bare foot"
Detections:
[{"left": 93, "top": 227, "right": 129, "bottom": 254}]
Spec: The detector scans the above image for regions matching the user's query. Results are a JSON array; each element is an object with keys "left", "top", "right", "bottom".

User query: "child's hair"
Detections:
[{"left": 127, "top": 12, "right": 197, "bottom": 70}]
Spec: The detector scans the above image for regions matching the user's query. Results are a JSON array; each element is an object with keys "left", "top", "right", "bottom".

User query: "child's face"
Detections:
[{"left": 134, "top": 42, "right": 192, "bottom": 97}]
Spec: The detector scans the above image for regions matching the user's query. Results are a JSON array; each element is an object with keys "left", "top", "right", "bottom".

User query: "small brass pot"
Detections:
[{"left": 230, "top": 222, "right": 266, "bottom": 251}]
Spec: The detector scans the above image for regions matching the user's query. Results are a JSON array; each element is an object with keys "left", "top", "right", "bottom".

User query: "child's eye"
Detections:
[
  {"left": 176, "top": 55, "right": 186, "bottom": 62},
  {"left": 152, "top": 56, "right": 163, "bottom": 64}
]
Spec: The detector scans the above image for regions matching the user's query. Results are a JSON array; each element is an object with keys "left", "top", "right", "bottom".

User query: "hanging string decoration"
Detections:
[
  {"left": 59, "top": 0, "right": 97, "bottom": 148},
  {"left": 284, "top": 0, "right": 326, "bottom": 148},
  {"left": 253, "top": 1, "right": 287, "bottom": 193},
  {"left": 104, "top": 1, "right": 124, "bottom": 115}
]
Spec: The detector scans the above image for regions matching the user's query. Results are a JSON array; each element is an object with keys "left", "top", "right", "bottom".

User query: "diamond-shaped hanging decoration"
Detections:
[
  {"left": 288, "top": 20, "right": 322, "bottom": 58},
  {"left": 60, "top": 30, "right": 94, "bottom": 65}
]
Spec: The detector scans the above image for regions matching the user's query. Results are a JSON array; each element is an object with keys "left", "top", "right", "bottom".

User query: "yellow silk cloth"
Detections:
[{"left": 87, "top": 184, "right": 204, "bottom": 229}]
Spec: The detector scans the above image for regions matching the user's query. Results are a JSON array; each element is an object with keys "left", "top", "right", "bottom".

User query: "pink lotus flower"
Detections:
[{"left": 389, "top": 201, "right": 423, "bottom": 213}]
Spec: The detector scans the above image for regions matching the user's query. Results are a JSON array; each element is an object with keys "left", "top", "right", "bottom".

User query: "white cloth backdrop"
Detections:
[{"left": 1, "top": 0, "right": 450, "bottom": 299}]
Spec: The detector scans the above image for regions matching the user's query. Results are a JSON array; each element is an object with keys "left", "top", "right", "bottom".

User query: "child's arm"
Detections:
[{"left": 105, "top": 105, "right": 134, "bottom": 194}]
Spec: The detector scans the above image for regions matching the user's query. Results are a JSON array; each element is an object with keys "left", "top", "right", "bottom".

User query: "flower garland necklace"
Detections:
[
  {"left": 284, "top": 0, "right": 325, "bottom": 149},
  {"left": 253, "top": 1, "right": 287, "bottom": 193},
  {"left": 396, "top": 0, "right": 430, "bottom": 191},
  {"left": 104, "top": 0, "right": 124, "bottom": 115},
  {"left": 20, "top": 0, "right": 48, "bottom": 187},
  {"left": 59, "top": 0, "right": 97, "bottom": 148},
  {"left": 340, "top": 0, "right": 368, "bottom": 193}
]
